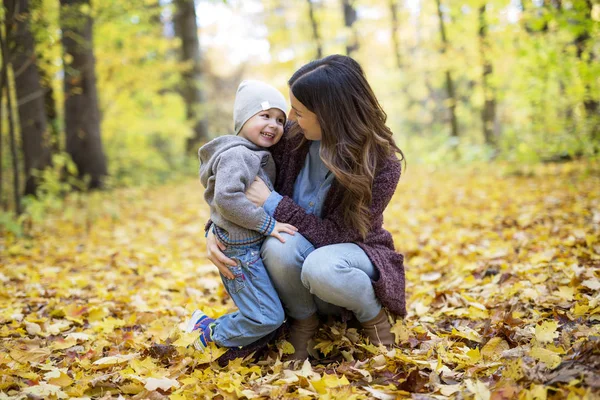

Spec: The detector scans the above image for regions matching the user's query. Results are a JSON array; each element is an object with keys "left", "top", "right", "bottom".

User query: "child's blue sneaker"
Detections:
[{"left": 185, "top": 310, "right": 216, "bottom": 352}]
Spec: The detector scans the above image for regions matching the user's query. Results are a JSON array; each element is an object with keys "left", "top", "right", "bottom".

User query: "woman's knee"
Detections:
[
  {"left": 261, "top": 233, "right": 314, "bottom": 274},
  {"left": 260, "top": 236, "right": 287, "bottom": 263},
  {"left": 301, "top": 249, "right": 337, "bottom": 290}
]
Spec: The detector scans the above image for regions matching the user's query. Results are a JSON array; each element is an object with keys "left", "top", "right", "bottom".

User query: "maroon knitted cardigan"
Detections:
[{"left": 269, "top": 129, "right": 406, "bottom": 317}]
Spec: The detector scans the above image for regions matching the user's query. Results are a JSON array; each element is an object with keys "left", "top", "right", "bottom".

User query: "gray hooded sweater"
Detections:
[{"left": 199, "top": 135, "right": 276, "bottom": 246}]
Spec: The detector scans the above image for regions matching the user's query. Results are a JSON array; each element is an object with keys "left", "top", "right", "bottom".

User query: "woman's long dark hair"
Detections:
[{"left": 288, "top": 54, "right": 405, "bottom": 239}]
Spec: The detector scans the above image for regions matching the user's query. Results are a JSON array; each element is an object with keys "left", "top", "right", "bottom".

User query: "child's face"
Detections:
[{"left": 238, "top": 108, "right": 286, "bottom": 148}]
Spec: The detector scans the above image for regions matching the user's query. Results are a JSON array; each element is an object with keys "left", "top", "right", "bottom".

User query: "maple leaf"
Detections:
[
  {"left": 311, "top": 374, "right": 351, "bottom": 394},
  {"left": 21, "top": 383, "right": 67, "bottom": 399},
  {"left": 530, "top": 347, "right": 562, "bottom": 369},
  {"left": 48, "top": 372, "right": 73, "bottom": 388},
  {"left": 93, "top": 353, "right": 139, "bottom": 367},
  {"left": 390, "top": 320, "right": 410, "bottom": 345},
  {"left": 145, "top": 377, "right": 180, "bottom": 391},
  {"left": 481, "top": 337, "right": 510, "bottom": 361},
  {"left": 582, "top": 279, "right": 600, "bottom": 290},
  {"left": 466, "top": 380, "right": 491, "bottom": 400},
  {"left": 535, "top": 321, "right": 559, "bottom": 344},
  {"left": 192, "top": 343, "right": 228, "bottom": 364},
  {"left": 9, "top": 344, "right": 52, "bottom": 364},
  {"left": 279, "top": 340, "right": 295, "bottom": 355}
]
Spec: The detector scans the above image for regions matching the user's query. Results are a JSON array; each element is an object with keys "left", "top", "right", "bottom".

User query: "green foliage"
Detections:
[
  {"left": 23, "top": 153, "right": 82, "bottom": 223},
  {"left": 248, "top": 0, "right": 599, "bottom": 164},
  {"left": 25, "top": 0, "right": 196, "bottom": 191},
  {"left": 0, "top": 211, "right": 24, "bottom": 237},
  {"left": 1, "top": 0, "right": 197, "bottom": 230},
  {"left": 93, "top": 0, "right": 195, "bottom": 185},
  {"left": 1, "top": 0, "right": 599, "bottom": 217},
  {"left": 0, "top": 153, "right": 78, "bottom": 237}
]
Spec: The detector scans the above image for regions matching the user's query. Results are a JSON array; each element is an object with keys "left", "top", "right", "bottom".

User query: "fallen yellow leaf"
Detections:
[
  {"left": 529, "top": 347, "right": 561, "bottom": 369},
  {"left": 481, "top": 337, "right": 510, "bottom": 361},
  {"left": 535, "top": 320, "right": 559, "bottom": 343}
]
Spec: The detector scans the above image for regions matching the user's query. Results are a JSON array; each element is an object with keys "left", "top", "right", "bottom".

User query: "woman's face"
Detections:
[{"left": 289, "top": 90, "right": 322, "bottom": 140}]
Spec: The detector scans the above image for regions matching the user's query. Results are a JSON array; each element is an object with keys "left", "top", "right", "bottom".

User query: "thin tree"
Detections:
[
  {"left": 478, "top": 3, "right": 497, "bottom": 150},
  {"left": 5, "top": 0, "right": 52, "bottom": 195},
  {"left": 341, "top": 0, "right": 358, "bottom": 56},
  {"left": 174, "top": 0, "right": 209, "bottom": 153},
  {"left": 0, "top": 28, "right": 4, "bottom": 208},
  {"left": 38, "top": 64, "right": 60, "bottom": 154},
  {"left": 435, "top": 0, "right": 459, "bottom": 138},
  {"left": 573, "top": 0, "right": 599, "bottom": 146},
  {"left": 389, "top": 0, "right": 402, "bottom": 69},
  {"left": 306, "top": 0, "right": 322, "bottom": 59},
  {"left": 519, "top": 0, "right": 552, "bottom": 147},
  {"left": 0, "top": 25, "right": 21, "bottom": 214},
  {"left": 60, "top": 0, "right": 107, "bottom": 189},
  {"left": 34, "top": 0, "right": 61, "bottom": 154}
]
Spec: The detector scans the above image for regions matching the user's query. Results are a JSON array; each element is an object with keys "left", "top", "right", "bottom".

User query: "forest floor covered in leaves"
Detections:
[{"left": 1, "top": 162, "right": 599, "bottom": 399}]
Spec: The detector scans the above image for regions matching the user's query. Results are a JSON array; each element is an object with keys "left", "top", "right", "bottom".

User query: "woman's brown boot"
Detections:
[
  {"left": 361, "top": 309, "right": 395, "bottom": 347},
  {"left": 288, "top": 314, "right": 320, "bottom": 360}
]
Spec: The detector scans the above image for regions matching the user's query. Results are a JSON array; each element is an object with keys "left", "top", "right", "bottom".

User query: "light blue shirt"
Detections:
[{"left": 264, "top": 141, "right": 334, "bottom": 218}]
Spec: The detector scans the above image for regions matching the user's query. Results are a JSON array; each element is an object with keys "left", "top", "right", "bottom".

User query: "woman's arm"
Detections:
[
  {"left": 249, "top": 155, "right": 401, "bottom": 247},
  {"left": 275, "top": 195, "right": 362, "bottom": 246}
]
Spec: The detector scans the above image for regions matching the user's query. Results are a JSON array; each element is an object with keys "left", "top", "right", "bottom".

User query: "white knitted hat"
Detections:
[{"left": 233, "top": 80, "right": 287, "bottom": 135}]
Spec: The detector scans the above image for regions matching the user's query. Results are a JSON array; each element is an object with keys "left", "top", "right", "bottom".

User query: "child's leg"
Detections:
[{"left": 210, "top": 246, "right": 285, "bottom": 347}]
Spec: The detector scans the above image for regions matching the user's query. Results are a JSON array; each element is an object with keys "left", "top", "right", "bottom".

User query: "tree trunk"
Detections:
[
  {"left": 478, "top": 4, "right": 497, "bottom": 150},
  {"left": 5, "top": 0, "right": 52, "bottom": 195},
  {"left": 574, "top": 0, "right": 599, "bottom": 145},
  {"left": 389, "top": 0, "right": 402, "bottom": 69},
  {"left": 306, "top": 0, "right": 322, "bottom": 59},
  {"left": 34, "top": 0, "right": 61, "bottom": 155},
  {"left": 60, "top": 0, "right": 107, "bottom": 189},
  {"left": 0, "top": 33, "right": 4, "bottom": 208},
  {"left": 435, "top": 0, "right": 458, "bottom": 138},
  {"left": 341, "top": 0, "right": 359, "bottom": 57},
  {"left": 39, "top": 65, "right": 60, "bottom": 154},
  {"left": 1, "top": 27, "right": 22, "bottom": 214},
  {"left": 174, "top": 0, "right": 208, "bottom": 153}
]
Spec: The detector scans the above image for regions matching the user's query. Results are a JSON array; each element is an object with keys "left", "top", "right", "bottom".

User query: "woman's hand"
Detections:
[
  {"left": 246, "top": 177, "right": 271, "bottom": 206},
  {"left": 206, "top": 228, "right": 237, "bottom": 280}
]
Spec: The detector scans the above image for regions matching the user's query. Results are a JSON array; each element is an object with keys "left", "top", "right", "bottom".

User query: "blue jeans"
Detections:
[
  {"left": 211, "top": 244, "right": 285, "bottom": 347},
  {"left": 260, "top": 233, "right": 382, "bottom": 323}
]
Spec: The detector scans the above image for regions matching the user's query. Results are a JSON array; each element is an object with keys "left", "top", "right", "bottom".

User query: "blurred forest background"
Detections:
[{"left": 0, "top": 0, "right": 598, "bottom": 232}]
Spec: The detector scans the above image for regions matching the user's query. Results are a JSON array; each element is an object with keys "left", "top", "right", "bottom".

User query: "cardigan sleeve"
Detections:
[{"left": 273, "top": 155, "right": 401, "bottom": 247}]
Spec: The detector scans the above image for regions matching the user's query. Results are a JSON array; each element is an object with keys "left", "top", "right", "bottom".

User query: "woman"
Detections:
[{"left": 207, "top": 54, "right": 406, "bottom": 360}]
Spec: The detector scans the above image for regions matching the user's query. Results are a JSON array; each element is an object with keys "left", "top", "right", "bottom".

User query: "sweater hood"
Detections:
[{"left": 198, "top": 135, "right": 264, "bottom": 186}]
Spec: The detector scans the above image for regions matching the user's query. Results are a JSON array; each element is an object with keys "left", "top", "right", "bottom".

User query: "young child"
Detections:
[{"left": 186, "top": 80, "right": 296, "bottom": 352}]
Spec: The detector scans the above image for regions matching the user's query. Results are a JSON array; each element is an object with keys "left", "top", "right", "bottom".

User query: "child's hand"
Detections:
[{"left": 269, "top": 221, "right": 298, "bottom": 243}]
